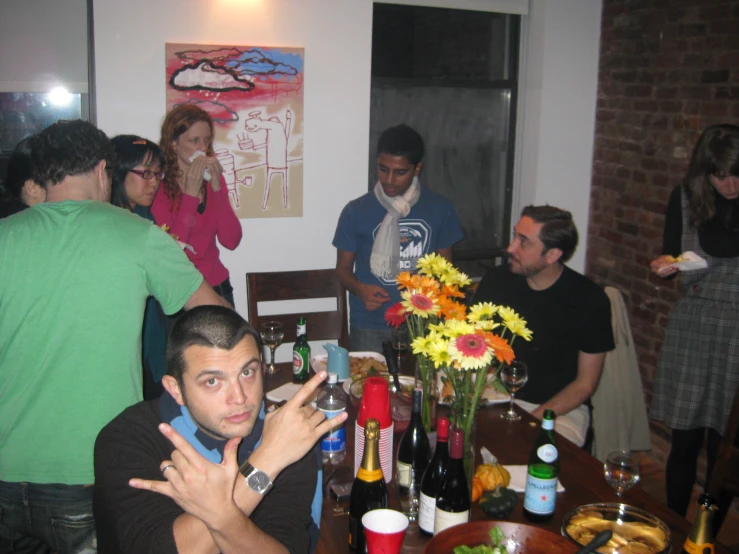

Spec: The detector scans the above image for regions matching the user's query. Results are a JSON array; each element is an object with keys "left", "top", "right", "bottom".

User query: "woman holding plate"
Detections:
[
  {"left": 649, "top": 123, "right": 739, "bottom": 523},
  {"left": 152, "top": 104, "right": 242, "bottom": 306}
]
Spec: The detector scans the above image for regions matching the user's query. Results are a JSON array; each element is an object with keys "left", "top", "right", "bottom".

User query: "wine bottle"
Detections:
[
  {"left": 523, "top": 409, "right": 558, "bottom": 522},
  {"left": 396, "top": 388, "right": 431, "bottom": 521},
  {"left": 682, "top": 493, "right": 718, "bottom": 554},
  {"left": 434, "top": 428, "right": 469, "bottom": 534},
  {"left": 349, "top": 418, "right": 388, "bottom": 551},
  {"left": 418, "top": 416, "right": 450, "bottom": 535}
]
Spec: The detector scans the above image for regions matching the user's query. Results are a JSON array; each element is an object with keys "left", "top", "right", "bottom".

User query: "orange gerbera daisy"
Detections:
[
  {"left": 441, "top": 284, "right": 464, "bottom": 299},
  {"left": 482, "top": 332, "right": 515, "bottom": 365},
  {"left": 419, "top": 275, "right": 441, "bottom": 294},
  {"left": 439, "top": 298, "right": 467, "bottom": 321},
  {"left": 396, "top": 272, "right": 414, "bottom": 289}
]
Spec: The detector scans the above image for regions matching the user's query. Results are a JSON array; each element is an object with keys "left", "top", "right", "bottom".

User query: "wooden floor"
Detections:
[{"left": 635, "top": 450, "right": 739, "bottom": 552}]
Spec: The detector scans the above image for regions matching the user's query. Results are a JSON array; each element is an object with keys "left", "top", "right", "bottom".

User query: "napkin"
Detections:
[
  {"left": 188, "top": 150, "right": 211, "bottom": 180},
  {"left": 505, "top": 465, "right": 565, "bottom": 493},
  {"left": 266, "top": 382, "right": 301, "bottom": 403}
]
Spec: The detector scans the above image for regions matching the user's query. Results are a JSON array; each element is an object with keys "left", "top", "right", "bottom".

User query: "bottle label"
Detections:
[
  {"left": 523, "top": 475, "right": 557, "bottom": 515},
  {"left": 537, "top": 444, "right": 558, "bottom": 463},
  {"left": 683, "top": 539, "right": 714, "bottom": 554},
  {"left": 319, "top": 408, "right": 346, "bottom": 453},
  {"left": 297, "top": 323, "right": 306, "bottom": 336},
  {"left": 397, "top": 461, "right": 412, "bottom": 487},
  {"left": 418, "top": 491, "right": 436, "bottom": 533},
  {"left": 292, "top": 350, "right": 308, "bottom": 375},
  {"left": 357, "top": 467, "right": 383, "bottom": 482},
  {"left": 433, "top": 507, "right": 469, "bottom": 534},
  {"left": 542, "top": 418, "right": 554, "bottom": 430}
]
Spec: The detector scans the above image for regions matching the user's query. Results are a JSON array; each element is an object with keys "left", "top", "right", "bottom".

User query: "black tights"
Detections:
[{"left": 665, "top": 427, "right": 722, "bottom": 517}]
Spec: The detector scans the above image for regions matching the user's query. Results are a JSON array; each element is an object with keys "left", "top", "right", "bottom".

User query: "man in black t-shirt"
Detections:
[{"left": 474, "top": 206, "right": 614, "bottom": 445}]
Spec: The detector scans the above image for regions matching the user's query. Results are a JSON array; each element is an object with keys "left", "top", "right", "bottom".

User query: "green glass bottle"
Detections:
[
  {"left": 523, "top": 409, "right": 558, "bottom": 522},
  {"left": 292, "top": 317, "right": 310, "bottom": 384}
]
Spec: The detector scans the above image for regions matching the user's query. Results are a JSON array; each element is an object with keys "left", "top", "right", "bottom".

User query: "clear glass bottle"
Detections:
[{"left": 523, "top": 409, "right": 558, "bottom": 522}]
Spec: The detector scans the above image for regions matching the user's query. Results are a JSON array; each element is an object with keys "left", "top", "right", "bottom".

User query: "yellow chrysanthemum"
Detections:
[
  {"left": 468, "top": 302, "right": 499, "bottom": 321},
  {"left": 498, "top": 307, "right": 533, "bottom": 341},
  {"left": 416, "top": 253, "right": 447, "bottom": 276},
  {"left": 436, "top": 319, "right": 478, "bottom": 338},
  {"left": 411, "top": 333, "right": 438, "bottom": 356},
  {"left": 447, "top": 333, "right": 493, "bottom": 370},
  {"left": 426, "top": 339, "right": 454, "bottom": 368},
  {"left": 400, "top": 289, "right": 440, "bottom": 318}
]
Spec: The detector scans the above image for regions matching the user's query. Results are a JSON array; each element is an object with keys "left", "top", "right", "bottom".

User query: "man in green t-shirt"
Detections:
[{"left": 0, "top": 120, "right": 230, "bottom": 554}]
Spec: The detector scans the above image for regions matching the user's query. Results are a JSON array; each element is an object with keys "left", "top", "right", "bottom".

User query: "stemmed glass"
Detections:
[
  {"left": 499, "top": 360, "right": 528, "bottom": 421},
  {"left": 604, "top": 450, "right": 640, "bottom": 498},
  {"left": 260, "top": 321, "right": 284, "bottom": 375},
  {"left": 391, "top": 326, "right": 410, "bottom": 371}
]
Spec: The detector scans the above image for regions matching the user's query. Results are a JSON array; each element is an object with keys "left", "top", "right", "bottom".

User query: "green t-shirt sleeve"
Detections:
[{"left": 143, "top": 225, "right": 203, "bottom": 315}]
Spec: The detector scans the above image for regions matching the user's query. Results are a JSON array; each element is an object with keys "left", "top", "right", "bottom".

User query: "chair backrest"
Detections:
[{"left": 246, "top": 269, "right": 349, "bottom": 347}]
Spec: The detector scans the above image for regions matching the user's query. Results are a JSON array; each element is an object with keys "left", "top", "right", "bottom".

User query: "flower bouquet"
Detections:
[{"left": 385, "top": 254, "right": 532, "bottom": 466}]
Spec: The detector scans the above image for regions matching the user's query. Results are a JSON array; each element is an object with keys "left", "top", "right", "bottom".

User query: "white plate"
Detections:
[
  {"left": 342, "top": 374, "right": 416, "bottom": 397},
  {"left": 656, "top": 250, "right": 708, "bottom": 276},
  {"left": 310, "top": 351, "right": 387, "bottom": 382},
  {"left": 437, "top": 371, "right": 509, "bottom": 406}
]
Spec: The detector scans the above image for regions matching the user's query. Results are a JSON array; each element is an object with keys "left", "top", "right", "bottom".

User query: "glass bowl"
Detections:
[{"left": 561, "top": 503, "right": 671, "bottom": 554}]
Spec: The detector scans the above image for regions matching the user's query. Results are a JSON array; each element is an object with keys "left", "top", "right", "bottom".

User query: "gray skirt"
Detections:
[{"left": 650, "top": 295, "right": 739, "bottom": 433}]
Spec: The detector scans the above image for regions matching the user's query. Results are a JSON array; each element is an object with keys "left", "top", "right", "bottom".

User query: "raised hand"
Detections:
[
  {"left": 183, "top": 156, "right": 208, "bottom": 197},
  {"left": 204, "top": 156, "right": 224, "bottom": 191},
  {"left": 129, "top": 424, "right": 243, "bottom": 529}
]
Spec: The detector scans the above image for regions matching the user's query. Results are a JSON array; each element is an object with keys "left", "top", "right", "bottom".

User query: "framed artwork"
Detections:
[{"left": 166, "top": 43, "right": 304, "bottom": 218}]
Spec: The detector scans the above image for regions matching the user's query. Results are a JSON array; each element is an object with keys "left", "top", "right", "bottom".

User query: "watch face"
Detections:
[{"left": 248, "top": 471, "right": 271, "bottom": 492}]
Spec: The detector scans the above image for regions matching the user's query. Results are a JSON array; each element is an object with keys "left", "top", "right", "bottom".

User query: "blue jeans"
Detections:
[
  {"left": 349, "top": 327, "right": 393, "bottom": 353},
  {"left": 0, "top": 482, "right": 96, "bottom": 554}
]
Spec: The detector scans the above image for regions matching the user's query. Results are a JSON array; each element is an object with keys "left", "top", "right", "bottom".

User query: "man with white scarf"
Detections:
[{"left": 333, "top": 124, "right": 464, "bottom": 352}]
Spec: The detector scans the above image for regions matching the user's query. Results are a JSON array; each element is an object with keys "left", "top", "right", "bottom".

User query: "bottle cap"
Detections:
[
  {"left": 436, "top": 416, "right": 450, "bottom": 441},
  {"left": 411, "top": 388, "right": 423, "bottom": 412},
  {"left": 357, "top": 376, "right": 392, "bottom": 428},
  {"left": 449, "top": 428, "right": 465, "bottom": 459},
  {"left": 327, "top": 372, "right": 338, "bottom": 384}
]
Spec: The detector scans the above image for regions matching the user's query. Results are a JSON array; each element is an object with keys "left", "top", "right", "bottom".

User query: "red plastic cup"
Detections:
[
  {"left": 357, "top": 377, "right": 392, "bottom": 428},
  {"left": 362, "top": 509, "right": 409, "bottom": 554}
]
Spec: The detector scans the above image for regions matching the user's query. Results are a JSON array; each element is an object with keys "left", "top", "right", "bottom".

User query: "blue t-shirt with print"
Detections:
[{"left": 333, "top": 187, "right": 464, "bottom": 330}]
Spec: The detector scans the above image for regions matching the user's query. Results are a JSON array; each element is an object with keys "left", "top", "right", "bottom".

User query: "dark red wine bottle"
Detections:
[
  {"left": 433, "top": 428, "right": 469, "bottom": 534},
  {"left": 348, "top": 418, "right": 388, "bottom": 551},
  {"left": 418, "top": 416, "right": 450, "bottom": 535},
  {"left": 396, "top": 388, "right": 431, "bottom": 521}
]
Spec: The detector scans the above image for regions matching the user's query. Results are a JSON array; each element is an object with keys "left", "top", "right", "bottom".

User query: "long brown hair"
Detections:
[
  {"left": 159, "top": 104, "right": 215, "bottom": 209},
  {"left": 683, "top": 123, "right": 739, "bottom": 229}
]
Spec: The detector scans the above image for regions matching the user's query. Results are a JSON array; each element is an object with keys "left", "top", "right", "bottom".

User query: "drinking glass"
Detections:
[
  {"left": 260, "top": 321, "right": 284, "bottom": 375},
  {"left": 391, "top": 326, "right": 410, "bottom": 370},
  {"left": 500, "top": 360, "right": 528, "bottom": 421},
  {"left": 604, "top": 450, "right": 640, "bottom": 497}
]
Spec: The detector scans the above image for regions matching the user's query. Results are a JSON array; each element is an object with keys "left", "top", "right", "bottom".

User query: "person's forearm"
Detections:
[
  {"left": 336, "top": 264, "right": 363, "bottom": 297},
  {"left": 166, "top": 194, "right": 200, "bottom": 244},
  {"left": 213, "top": 182, "right": 243, "bottom": 249},
  {"left": 535, "top": 381, "right": 593, "bottom": 418},
  {"left": 184, "top": 280, "right": 233, "bottom": 310}
]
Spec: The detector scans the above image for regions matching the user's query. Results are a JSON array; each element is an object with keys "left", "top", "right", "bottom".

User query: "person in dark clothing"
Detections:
[
  {"left": 649, "top": 124, "right": 739, "bottom": 524},
  {"left": 0, "top": 135, "right": 45, "bottom": 219},
  {"left": 94, "top": 306, "right": 344, "bottom": 554}
]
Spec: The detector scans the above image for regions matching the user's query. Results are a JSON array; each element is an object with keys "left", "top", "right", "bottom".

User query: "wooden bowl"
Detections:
[{"left": 424, "top": 521, "right": 579, "bottom": 554}]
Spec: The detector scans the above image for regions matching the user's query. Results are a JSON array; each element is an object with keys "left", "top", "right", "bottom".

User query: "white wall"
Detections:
[
  {"left": 515, "top": 0, "right": 603, "bottom": 272},
  {"left": 93, "top": 0, "right": 603, "bottom": 316}
]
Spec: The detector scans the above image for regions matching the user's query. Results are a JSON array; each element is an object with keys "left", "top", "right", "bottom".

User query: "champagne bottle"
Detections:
[
  {"left": 523, "top": 409, "right": 558, "bottom": 522},
  {"left": 434, "top": 428, "right": 469, "bottom": 534},
  {"left": 292, "top": 317, "right": 310, "bottom": 384},
  {"left": 396, "top": 388, "right": 431, "bottom": 521},
  {"left": 349, "top": 418, "right": 388, "bottom": 551},
  {"left": 682, "top": 493, "right": 718, "bottom": 554},
  {"left": 418, "top": 416, "right": 450, "bottom": 535}
]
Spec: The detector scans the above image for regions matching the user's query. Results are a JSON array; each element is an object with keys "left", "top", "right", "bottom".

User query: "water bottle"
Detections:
[{"left": 317, "top": 372, "right": 347, "bottom": 464}]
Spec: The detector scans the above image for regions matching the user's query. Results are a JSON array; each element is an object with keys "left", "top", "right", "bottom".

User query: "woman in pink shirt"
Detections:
[{"left": 152, "top": 105, "right": 242, "bottom": 305}]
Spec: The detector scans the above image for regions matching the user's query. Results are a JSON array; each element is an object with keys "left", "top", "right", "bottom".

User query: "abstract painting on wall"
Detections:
[{"left": 166, "top": 43, "right": 304, "bottom": 218}]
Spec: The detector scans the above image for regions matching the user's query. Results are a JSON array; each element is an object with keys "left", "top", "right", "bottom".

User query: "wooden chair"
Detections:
[
  {"left": 246, "top": 269, "right": 349, "bottom": 347},
  {"left": 707, "top": 386, "right": 739, "bottom": 533}
]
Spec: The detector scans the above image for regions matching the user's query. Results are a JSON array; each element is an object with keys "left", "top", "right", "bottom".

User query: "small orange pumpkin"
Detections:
[
  {"left": 474, "top": 459, "right": 511, "bottom": 491},
  {"left": 471, "top": 476, "right": 485, "bottom": 502}
]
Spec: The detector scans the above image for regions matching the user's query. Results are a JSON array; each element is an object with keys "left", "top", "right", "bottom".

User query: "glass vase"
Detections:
[{"left": 414, "top": 355, "right": 438, "bottom": 433}]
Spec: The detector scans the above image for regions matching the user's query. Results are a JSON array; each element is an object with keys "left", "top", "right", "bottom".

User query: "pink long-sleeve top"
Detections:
[{"left": 151, "top": 176, "right": 242, "bottom": 287}]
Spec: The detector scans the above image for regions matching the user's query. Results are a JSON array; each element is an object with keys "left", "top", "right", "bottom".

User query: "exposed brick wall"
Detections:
[{"left": 586, "top": 0, "right": 739, "bottom": 438}]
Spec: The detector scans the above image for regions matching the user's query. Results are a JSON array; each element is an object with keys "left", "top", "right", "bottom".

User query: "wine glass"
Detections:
[
  {"left": 391, "top": 326, "right": 410, "bottom": 370},
  {"left": 604, "top": 450, "right": 640, "bottom": 497},
  {"left": 499, "top": 360, "right": 528, "bottom": 421},
  {"left": 260, "top": 321, "right": 284, "bottom": 375}
]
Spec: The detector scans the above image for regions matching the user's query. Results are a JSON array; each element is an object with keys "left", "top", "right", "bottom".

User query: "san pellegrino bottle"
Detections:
[
  {"left": 523, "top": 409, "right": 558, "bottom": 522},
  {"left": 349, "top": 418, "right": 388, "bottom": 551},
  {"left": 418, "top": 416, "right": 450, "bottom": 535},
  {"left": 434, "top": 428, "right": 469, "bottom": 534},
  {"left": 396, "top": 388, "right": 431, "bottom": 521},
  {"left": 316, "top": 372, "right": 346, "bottom": 465},
  {"left": 292, "top": 317, "right": 310, "bottom": 384},
  {"left": 682, "top": 493, "right": 718, "bottom": 554}
]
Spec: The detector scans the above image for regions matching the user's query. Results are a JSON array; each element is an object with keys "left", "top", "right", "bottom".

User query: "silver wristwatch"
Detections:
[{"left": 240, "top": 461, "right": 273, "bottom": 495}]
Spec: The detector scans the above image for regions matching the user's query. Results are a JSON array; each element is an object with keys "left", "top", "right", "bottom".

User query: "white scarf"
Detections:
[{"left": 370, "top": 177, "right": 421, "bottom": 280}]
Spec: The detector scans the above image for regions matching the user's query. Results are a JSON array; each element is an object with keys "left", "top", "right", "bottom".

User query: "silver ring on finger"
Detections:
[{"left": 161, "top": 464, "right": 176, "bottom": 475}]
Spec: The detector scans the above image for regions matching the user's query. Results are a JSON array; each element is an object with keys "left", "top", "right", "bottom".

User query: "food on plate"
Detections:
[
  {"left": 349, "top": 356, "right": 388, "bottom": 378},
  {"left": 664, "top": 254, "right": 688, "bottom": 264},
  {"left": 453, "top": 525, "right": 508, "bottom": 554},
  {"left": 565, "top": 511, "right": 667, "bottom": 554}
]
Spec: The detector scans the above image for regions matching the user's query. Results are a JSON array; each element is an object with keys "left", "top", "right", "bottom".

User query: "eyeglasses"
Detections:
[{"left": 129, "top": 169, "right": 165, "bottom": 181}]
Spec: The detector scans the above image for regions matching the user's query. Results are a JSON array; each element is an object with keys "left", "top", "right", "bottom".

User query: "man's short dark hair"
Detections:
[
  {"left": 376, "top": 124, "right": 425, "bottom": 166},
  {"left": 166, "top": 306, "right": 262, "bottom": 383},
  {"left": 521, "top": 205, "right": 579, "bottom": 263},
  {"left": 31, "top": 120, "right": 115, "bottom": 188}
]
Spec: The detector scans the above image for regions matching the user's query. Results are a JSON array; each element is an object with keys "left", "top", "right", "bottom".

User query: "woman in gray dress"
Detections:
[{"left": 650, "top": 124, "right": 739, "bottom": 521}]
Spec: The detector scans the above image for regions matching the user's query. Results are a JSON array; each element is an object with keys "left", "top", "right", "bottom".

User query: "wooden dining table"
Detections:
[{"left": 264, "top": 363, "right": 730, "bottom": 554}]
